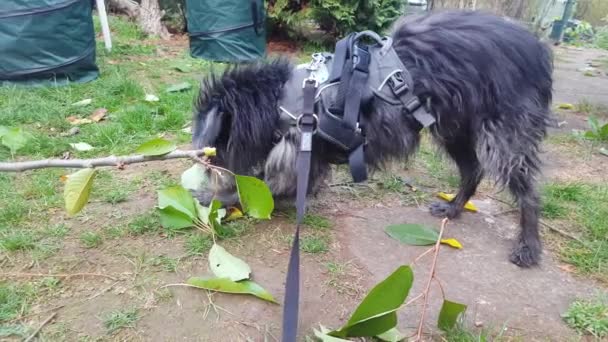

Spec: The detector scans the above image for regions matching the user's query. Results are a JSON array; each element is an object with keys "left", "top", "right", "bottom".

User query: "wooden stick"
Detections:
[
  {"left": 2, "top": 272, "right": 117, "bottom": 281},
  {"left": 415, "top": 218, "right": 449, "bottom": 342},
  {"left": 24, "top": 312, "right": 57, "bottom": 342},
  {"left": 0, "top": 149, "right": 207, "bottom": 172}
]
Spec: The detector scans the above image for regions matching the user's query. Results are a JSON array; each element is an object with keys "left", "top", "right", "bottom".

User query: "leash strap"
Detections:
[{"left": 282, "top": 78, "right": 318, "bottom": 342}]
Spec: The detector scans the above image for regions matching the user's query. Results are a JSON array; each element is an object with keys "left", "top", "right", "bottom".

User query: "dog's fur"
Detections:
[{"left": 190, "top": 10, "right": 554, "bottom": 268}]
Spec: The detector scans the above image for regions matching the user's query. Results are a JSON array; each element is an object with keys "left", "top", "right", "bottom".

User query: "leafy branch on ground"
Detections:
[{"left": 314, "top": 218, "right": 468, "bottom": 341}]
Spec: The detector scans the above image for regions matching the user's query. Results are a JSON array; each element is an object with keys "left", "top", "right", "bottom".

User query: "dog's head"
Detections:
[{"left": 192, "top": 59, "right": 293, "bottom": 175}]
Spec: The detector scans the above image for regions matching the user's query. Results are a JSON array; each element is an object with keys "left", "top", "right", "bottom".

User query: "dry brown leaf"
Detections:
[
  {"left": 558, "top": 264, "right": 576, "bottom": 273},
  {"left": 89, "top": 108, "right": 108, "bottom": 122},
  {"left": 67, "top": 116, "right": 93, "bottom": 125}
]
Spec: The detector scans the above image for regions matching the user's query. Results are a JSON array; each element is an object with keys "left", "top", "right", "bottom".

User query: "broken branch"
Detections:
[
  {"left": 415, "top": 218, "right": 449, "bottom": 342},
  {"left": 0, "top": 149, "right": 207, "bottom": 172}
]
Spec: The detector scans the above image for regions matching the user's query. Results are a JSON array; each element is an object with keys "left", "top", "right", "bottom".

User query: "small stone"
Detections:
[{"left": 475, "top": 321, "right": 484, "bottom": 327}]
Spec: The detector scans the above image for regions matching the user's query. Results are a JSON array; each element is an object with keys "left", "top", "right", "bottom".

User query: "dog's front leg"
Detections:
[{"left": 429, "top": 140, "right": 483, "bottom": 219}]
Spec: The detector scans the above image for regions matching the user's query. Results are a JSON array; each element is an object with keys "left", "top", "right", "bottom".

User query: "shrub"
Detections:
[
  {"left": 309, "top": 0, "right": 404, "bottom": 38},
  {"left": 595, "top": 26, "right": 608, "bottom": 50}
]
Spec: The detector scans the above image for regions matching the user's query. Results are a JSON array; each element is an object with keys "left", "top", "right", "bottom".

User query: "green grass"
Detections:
[
  {"left": 80, "top": 231, "right": 103, "bottom": 248},
  {"left": 541, "top": 181, "right": 608, "bottom": 281},
  {"left": 563, "top": 294, "right": 608, "bottom": 338},
  {"left": 0, "top": 282, "right": 35, "bottom": 321},
  {"left": 301, "top": 235, "right": 328, "bottom": 254},
  {"left": 102, "top": 308, "right": 140, "bottom": 334},
  {"left": 185, "top": 233, "right": 213, "bottom": 256},
  {"left": 151, "top": 255, "right": 179, "bottom": 273}
]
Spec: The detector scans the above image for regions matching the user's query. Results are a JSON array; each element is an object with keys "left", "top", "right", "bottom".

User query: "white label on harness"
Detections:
[{"left": 300, "top": 132, "right": 313, "bottom": 152}]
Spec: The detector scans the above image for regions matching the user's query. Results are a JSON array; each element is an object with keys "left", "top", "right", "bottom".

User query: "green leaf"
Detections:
[
  {"left": 376, "top": 327, "right": 406, "bottom": 341},
  {"left": 157, "top": 186, "right": 198, "bottom": 220},
  {"left": 1, "top": 127, "right": 28, "bottom": 154},
  {"left": 208, "top": 243, "right": 251, "bottom": 281},
  {"left": 584, "top": 131, "right": 598, "bottom": 140},
  {"left": 208, "top": 199, "right": 225, "bottom": 229},
  {"left": 384, "top": 224, "right": 439, "bottom": 246},
  {"left": 329, "top": 265, "right": 414, "bottom": 338},
  {"left": 159, "top": 205, "right": 194, "bottom": 230},
  {"left": 438, "top": 299, "right": 467, "bottom": 331},
  {"left": 71, "top": 98, "right": 92, "bottom": 107},
  {"left": 186, "top": 277, "right": 278, "bottom": 303},
  {"left": 166, "top": 82, "right": 192, "bottom": 93},
  {"left": 0, "top": 125, "right": 8, "bottom": 137},
  {"left": 181, "top": 164, "right": 208, "bottom": 192},
  {"left": 599, "top": 123, "right": 608, "bottom": 140},
  {"left": 135, "top": 137, "right": 176, "bottom": 156},
  {"left": 235, "top": 175, "right": 274, "bottom": 219},
  {"left": 588, "top": 116, "right": 600, "bottom": 134},
  {"left": 313, "top": 326, "right": 352, "bottom": 341},
  {"left": 64, "top": 168, "right": 96, "bottom": 216}
]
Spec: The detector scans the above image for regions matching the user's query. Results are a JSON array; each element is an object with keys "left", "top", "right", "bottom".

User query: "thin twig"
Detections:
[
  {"left": 539, "top": 220, "right": 586, "bottom": 245},
  {"left": 486, "top": 195, "right": 586, "bottom": 244},
  {"left": 415, "top": 218, "right": 449, "bottom": 342},
  {"left": 2, "top": 272, "right": 117, "bottom": 281},
  {"left": 24, "top": 312, "right": 57, "bottom": 342},
  {"left": 8, "top": 281, "right": 118, "bottom": 323},
  {"left": 412, "top": 246, "right": 435, "bottom": 266},
  {"left": 0, "top": 149, "right": 208, "bottom": 172}
]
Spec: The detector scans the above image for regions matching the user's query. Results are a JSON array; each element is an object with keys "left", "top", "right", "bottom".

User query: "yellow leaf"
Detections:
[
  {"left": 225, "top": 207, "right": 243, "bottom": 221},
  {"left": 203, "top": 147, "right": 217, "bottom": 157},
  {"left": 437, "top": 192, "right": 478, "bottom": 212},
  {"left": 440, "top": 238, "right": 463, "bottom": 249},
  {"left": 557, "top": 103, "right": 574, "bottom": 110},
  {"left": 64, "top": 168, "right": 96, "bottom": 216}
]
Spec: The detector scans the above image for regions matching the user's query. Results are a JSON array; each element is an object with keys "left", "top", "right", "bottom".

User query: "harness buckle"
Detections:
[
  {"left": 352, "top": 46, "right": 370, "bottom": 73},
  {"left": 387, "top": 72, "right": 408, "bottom": 96},
  {"left": 296, "top": 113, "right": 319, "bottom": 135}
]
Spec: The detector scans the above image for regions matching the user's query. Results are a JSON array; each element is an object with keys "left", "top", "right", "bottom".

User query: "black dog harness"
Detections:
[{"left": 281, "top": 31, "right": 434, "bottom": 341}]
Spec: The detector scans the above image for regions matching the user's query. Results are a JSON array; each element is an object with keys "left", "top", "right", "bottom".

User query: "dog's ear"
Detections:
[{"left": 192, "top": 104, "right": 226, "bottom": 150}]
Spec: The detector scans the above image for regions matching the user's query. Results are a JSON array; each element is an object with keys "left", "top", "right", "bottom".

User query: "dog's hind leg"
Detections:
[
  {"left": 429, "top": 138, "right": 483, "bottom": 219},
  {"left": 507, "top": 170, "right": 542, "bottom": 267}
]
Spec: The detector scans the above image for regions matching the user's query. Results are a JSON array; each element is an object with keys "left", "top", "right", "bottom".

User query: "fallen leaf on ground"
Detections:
[
  {"left": 89, "top": 108, "right": 108, "bottom": 122},
  {"left": 166, "top": 82, "right": 192, "bottom": 93},
  {"left": 599, "top": 147, "right": 608, "bottom": 157},
  {"left": 440, "top": 238, "right": 463, "bottom": 249},
  {"left": 67, "top": 116, "right": 93, "bottom": 125},
  {"left": 145, "top": 94, "right": 160, "bottom": 102},
  {"left": 558, "top": 264, "right": 576, "bottom": 273},
  {"left": 69, "top": 142, "right": 94, "bottom": 151},
  {"left": 225, "top": 207, "right": 243, "bottom": 221},
  {"left": 71, "top": 99, "right": 92, "bottom": 107},
  {"left": 557, "top": 103, "right": 574, "bottom": 110},
  {"left": 437, "top": 192, "right": 478, "bottom": 212}
]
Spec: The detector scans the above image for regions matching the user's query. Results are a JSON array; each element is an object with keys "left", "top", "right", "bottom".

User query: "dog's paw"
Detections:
[
  {"left": 509, "top": 241, "right": 541, "bottom": 267},
  {"left": 429, "top": 201, "right": 461, "bottom": 219}
]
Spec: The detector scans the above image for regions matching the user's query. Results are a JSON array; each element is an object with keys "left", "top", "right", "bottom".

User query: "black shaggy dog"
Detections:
[{"left": 190, "top": 10, "right": 554, "bottom": 268}]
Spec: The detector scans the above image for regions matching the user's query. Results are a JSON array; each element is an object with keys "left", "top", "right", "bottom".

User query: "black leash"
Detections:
[{"left": 282, "top": 77, "right": 318, "bottom": 342}]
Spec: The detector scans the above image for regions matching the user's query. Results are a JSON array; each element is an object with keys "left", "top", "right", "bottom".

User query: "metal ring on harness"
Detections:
[{"left": 295, "top": 113, "right": 319, "bottom": 134}]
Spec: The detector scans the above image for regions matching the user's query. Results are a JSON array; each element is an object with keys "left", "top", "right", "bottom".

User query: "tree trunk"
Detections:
[
  {"left": 138, "top": 0, "right": 170, "bottom": 39},
  {"left": 107, "top": 0, "right": 170, "bottom": 40},
  {"left": 107, "top": 0, "right": 139, "bottom": 17}
]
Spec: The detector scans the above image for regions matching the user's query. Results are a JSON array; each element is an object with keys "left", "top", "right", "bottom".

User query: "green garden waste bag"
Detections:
[
  {"left": 0, "top": 0, "right": 99, "bottom": 87},
  {"left": 186, "top": 0, "right": 266, "bottom": 62}
]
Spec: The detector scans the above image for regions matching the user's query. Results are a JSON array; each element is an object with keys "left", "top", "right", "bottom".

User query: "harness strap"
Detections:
[{"left": 281, "top": 78, "right": 317, "bottom": 342}]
